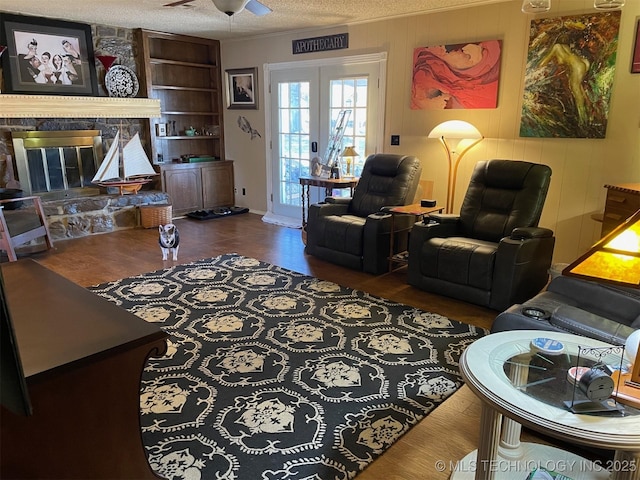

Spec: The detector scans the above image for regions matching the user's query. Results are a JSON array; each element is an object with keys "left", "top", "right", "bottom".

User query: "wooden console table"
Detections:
[
  {"left": 0, "top": 259, "right": 168, "bottom": 479},
  {"left": 299, "top": 175, "right": 359, "bottom": 226},
  {"left": 602, "top": 183, "right": 640, "bottom": 237}
]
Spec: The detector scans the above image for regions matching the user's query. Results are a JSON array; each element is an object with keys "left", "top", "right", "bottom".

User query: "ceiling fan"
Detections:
[{"left": 164, "top": 0, "right": 272, "bottom": 16}]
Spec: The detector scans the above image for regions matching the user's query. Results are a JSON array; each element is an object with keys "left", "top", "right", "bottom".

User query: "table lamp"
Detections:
[
  {"left": 562, "top": 208, "right": 640, "bottom": 288},
  {"left": 609, "top": 329, "right": 640, "bottom": 407},
  {"left": 626, "top": 330, "right": 640, "bottom": 384},
  {"left": 427, "top": 120, "right": 483, "bottom": 213},
  {"left": 341, "top": 146, "right": 359, "bottom": 178},
  {"left": 563, "top": 210, "right": 640, "bottom": 406}
]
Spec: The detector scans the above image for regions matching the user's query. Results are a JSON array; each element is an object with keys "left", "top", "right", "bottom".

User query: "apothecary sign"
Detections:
[{"left": 292, "top": 33, "right": 349, "bottom": 55}]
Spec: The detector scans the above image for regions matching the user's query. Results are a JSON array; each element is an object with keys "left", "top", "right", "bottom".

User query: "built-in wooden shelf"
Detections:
[
  {"left": 150, "top": 58, "right": 216, "bottom": 69},
  {"left": 0, "top": 94, "right": 161, "bottom": 118}
]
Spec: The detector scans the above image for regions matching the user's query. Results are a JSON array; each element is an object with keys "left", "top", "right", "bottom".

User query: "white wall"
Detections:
[{"left": 221, "top": 0, "right": 640, "bottom": 264}]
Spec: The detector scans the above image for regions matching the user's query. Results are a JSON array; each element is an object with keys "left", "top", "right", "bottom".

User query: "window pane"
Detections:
[{"left": 278, "top": 81, "right": 310, "bottom": 208}]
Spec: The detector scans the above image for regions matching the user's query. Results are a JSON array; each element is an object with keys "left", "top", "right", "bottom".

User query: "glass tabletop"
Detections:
[{"left": 502, "top": 338, "right": 639, "bottom": 417}]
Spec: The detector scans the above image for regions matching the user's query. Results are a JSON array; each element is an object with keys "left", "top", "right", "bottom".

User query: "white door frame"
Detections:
[{"left": 263, "top": 52, "right": 387, "bottom": 221}]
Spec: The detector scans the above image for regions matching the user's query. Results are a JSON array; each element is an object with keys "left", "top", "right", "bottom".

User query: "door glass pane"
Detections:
[
  {"left": 330, "top": 76, "right": 368, "bottom": 177},
  {"left": 278, "top": 81, "right": 310, "bottom": 208}
]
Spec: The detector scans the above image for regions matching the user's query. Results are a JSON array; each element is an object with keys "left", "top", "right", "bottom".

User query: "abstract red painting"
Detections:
[{"left": 411, "top": 40, "right": 502, "bottom": 110}]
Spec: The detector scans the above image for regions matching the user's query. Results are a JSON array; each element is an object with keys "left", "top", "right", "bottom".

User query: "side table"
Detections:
[
  {"left": 387, "top": 203, "right": 443, "bottom": 272},
  {"left": 454, "top": 330, "right": 640, "bottom": 480},
  {"left": 299, "top": 175, "right": 359, "bottom": 226},
  {"left": 601, "top": 183, "right": 640, "bottom": 237}
]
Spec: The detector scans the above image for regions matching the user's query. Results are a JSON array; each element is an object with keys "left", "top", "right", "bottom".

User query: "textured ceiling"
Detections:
[{"left": 0, "top": 0, "right": 510, "bottom": 41}]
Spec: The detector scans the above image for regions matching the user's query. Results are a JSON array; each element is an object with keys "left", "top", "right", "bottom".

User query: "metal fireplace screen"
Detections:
[{"left": 11, "top": 130, "right": 103, "bottom": 201}]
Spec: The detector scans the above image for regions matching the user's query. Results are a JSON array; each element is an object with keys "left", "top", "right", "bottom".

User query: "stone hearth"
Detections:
[{"left": 43, "top": 191, "right": 171, "bottom": 241}]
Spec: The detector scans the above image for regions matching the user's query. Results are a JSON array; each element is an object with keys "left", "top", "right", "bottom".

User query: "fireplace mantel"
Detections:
[{"left": 0, "top": 94, "right": 161, "bottom": 118}]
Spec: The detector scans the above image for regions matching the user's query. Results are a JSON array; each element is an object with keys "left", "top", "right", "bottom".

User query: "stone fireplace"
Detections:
[
  {"left": 11, "top": 130, "right": 103, "bottom": 201},
  {"left": 6, "top": 129, "right": 170, "bottom": 241}
]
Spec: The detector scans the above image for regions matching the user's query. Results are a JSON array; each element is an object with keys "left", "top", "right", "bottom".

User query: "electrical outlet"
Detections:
[{"left": 391, "top": 135, "right": 400, "bottom": 146}]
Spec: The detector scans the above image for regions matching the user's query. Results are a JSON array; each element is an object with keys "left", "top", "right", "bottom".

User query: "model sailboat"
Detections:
[{"left": 92, "top": 131, "right": 157, "bottom": 195}]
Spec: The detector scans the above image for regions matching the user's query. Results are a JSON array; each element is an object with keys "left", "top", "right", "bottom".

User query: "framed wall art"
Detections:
[
  {"left": 226, "top": 67, "right": 258, "bottom": 110},
  {"left": 411, "top": 39, "right": 502, "bottom": 110},
  {"left": 520, "top": 11, "right": 621, "bottom": 139},
  {"left": 0, "top": 13, "right": 98, "bottom": 96}
]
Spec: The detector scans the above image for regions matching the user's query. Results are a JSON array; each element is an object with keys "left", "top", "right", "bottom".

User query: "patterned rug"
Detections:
[{"left": 89, "top": 254, "right": 486, "bottom": 480}]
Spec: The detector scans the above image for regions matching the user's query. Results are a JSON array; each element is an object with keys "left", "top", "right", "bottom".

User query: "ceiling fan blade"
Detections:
[
  {"left": 164, "top": 0, "right": 194, "bottom": 7},
  {"left": 245, "top": 0, "right": 272, "bottom": 16}
]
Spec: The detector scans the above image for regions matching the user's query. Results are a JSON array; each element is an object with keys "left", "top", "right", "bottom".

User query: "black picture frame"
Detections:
[
  {"left": 226, "top": 67, "right": 258, "bottom": 110},
  {"left": 0, "top": 13, "right": 98, "bottom": 96}
]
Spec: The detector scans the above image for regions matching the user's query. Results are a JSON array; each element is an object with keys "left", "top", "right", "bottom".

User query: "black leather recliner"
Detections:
[
  {"left": 305, "top": 153, "right": 422, "bottom": 274},
  {"left": 491, "top": 275, "right": 640, "bottom": 345},
  {"left": 407, "top": 159, "right": 554, "bottom": 311}
]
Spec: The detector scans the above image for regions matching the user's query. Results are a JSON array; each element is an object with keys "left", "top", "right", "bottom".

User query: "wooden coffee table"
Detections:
[{"left": 453, "top": 330, "right": 640, "bottom": 480}]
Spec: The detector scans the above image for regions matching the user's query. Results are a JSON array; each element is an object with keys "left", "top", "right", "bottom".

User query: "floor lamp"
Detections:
[{"left": 428, "top": 120, "right": 484, "bottom": 213}]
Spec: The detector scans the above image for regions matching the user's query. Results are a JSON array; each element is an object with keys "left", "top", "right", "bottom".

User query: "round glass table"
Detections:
[{"left": 452, "top": 330, "right": 640, "bottom": 480}]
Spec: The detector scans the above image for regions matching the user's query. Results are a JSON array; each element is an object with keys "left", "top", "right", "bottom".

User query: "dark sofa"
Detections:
[{"left": 491, "top": 275, "right": 640, "bottom": 346}]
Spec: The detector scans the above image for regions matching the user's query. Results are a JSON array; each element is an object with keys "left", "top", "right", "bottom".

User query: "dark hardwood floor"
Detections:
[
  {"left": 8, "top": 212, "right": 591, "bottom": 479},
  {"left": 29, "top": 212, "right": 497, "bottom": 331}
]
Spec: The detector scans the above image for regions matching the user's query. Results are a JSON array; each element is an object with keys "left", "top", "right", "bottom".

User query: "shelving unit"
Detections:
[
  {"left": 136, "top": 29, "right": 225, "bottom": 164},
  {"left": 136, "top": 29, "right": 234, "bottom": 215}
]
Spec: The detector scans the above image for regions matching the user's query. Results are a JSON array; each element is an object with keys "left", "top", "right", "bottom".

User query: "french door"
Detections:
[{"left": 267, "top": 54, "right": 386, "bottom": 223}]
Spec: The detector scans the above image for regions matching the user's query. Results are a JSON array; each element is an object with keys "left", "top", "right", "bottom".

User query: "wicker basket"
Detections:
[{"left": 140, "top": 204, "right": 172, "bottom": 228}]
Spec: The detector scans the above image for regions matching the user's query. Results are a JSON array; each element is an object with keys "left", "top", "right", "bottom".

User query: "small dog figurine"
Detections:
[{"left": 158, "top": 224, "right": 180, "bottom": 261}]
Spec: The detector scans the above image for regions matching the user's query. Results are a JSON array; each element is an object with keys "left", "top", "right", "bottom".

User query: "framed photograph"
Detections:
[
  {"left": 632, "top": 19, "right": 640, "bottom": 74},
  {"left": 0, "top": 13, "right": 98, "bottom": 96},
  {"left": 226, "top": 67, "right": 258, "bottom": 109}
]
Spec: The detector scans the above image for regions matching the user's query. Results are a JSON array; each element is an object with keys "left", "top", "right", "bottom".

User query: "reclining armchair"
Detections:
[
  {"left": 492, "top": 275, "right": 639, "bottom": 346},
  {"left": 407, "top": 159, "right": 554, "bottom": 311},
  {"left": 305, "top": 153, "right": 421, "bottom": 274}
]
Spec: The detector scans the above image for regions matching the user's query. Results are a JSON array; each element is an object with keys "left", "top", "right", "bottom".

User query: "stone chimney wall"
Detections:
[{"left": 0, "top": 23, "right": 171, "bottom": 241}]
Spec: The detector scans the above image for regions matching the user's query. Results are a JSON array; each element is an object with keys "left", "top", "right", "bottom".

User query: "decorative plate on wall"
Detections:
[{"left": 105, "top": 65, "right": 139, "bottom": 98}]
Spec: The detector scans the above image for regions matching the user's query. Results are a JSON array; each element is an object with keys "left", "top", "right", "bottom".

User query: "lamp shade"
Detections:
[
  {"left": 212, "top": 0, "right": 250, "bottom": 15},
  {"left": 625, "top": 329, "right": 640, "bottom": 363},
  {"left": 428, "top": 120, "right": 483, "bottom": 140},
  {"left": 563, "top": 209, "right": 640, "bottom": 288},
  {"left": 341, "top": 146, "right": 359, "bottom": 157}
]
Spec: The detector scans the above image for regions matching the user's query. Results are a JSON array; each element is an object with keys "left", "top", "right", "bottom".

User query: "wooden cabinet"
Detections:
[
  {"left": 202, "top": 161, "right": 235, "bottom": 207},
  {"left": 602, "top": 183, "right": 640, "bottom": 237},
  {"left": 136, "top": 29, "right": 225, "bottom": 165},
  {"left": 160, "top": 161, "right": 234, "bottom": 215},
  {"left": 162, "top": 164, "right": 203, "bottom": 214},
  {"left": 1, "top": 260, "right": 167, "bottom": 479}
]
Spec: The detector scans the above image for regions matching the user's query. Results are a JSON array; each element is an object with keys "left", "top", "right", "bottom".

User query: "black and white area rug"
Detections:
[{"left": 90, "top": 254, "right": 486, "bottom": 480}]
